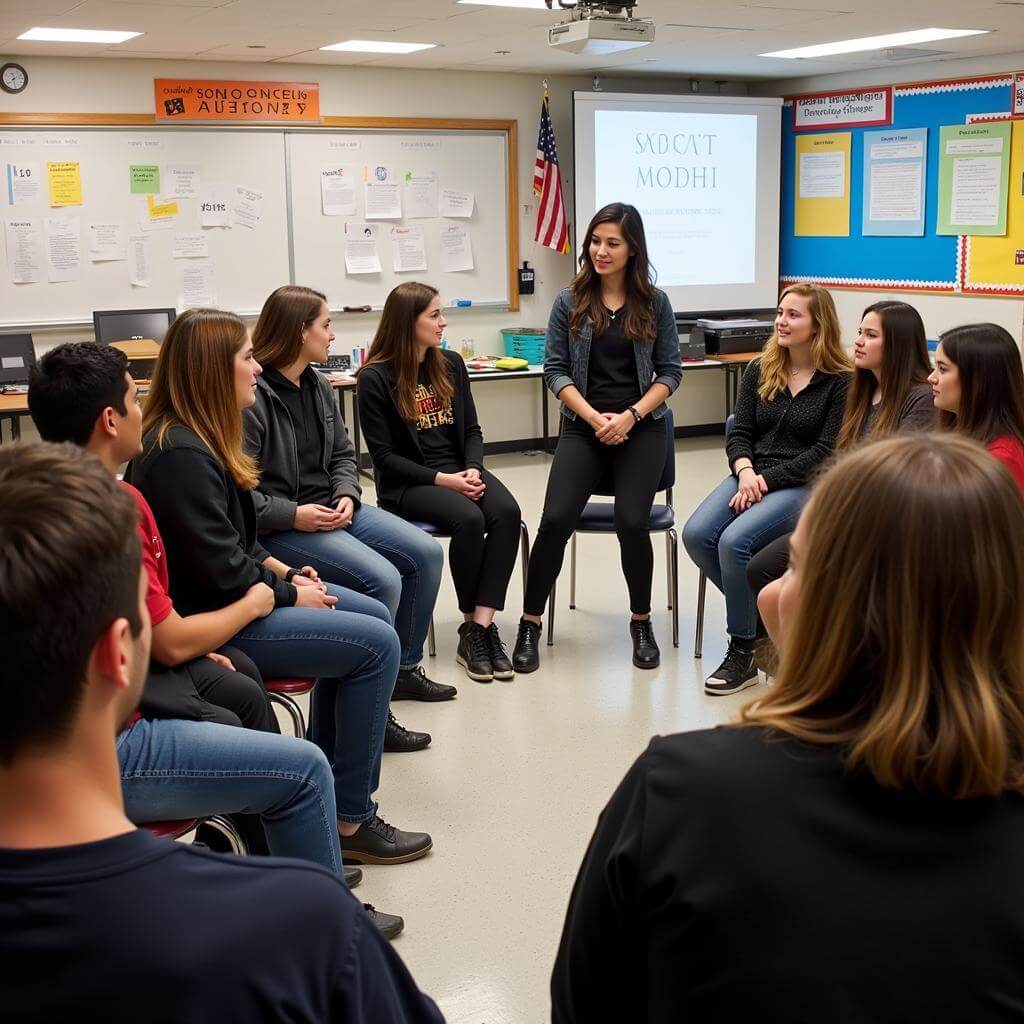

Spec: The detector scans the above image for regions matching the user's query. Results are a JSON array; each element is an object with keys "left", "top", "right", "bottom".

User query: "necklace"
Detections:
[{"left": 605, "top": 304, "right": 625, "bottom": 321}]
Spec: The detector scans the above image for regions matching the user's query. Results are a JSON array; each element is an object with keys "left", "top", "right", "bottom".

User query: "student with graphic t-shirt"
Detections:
[{"left": 357, "top": 282, "right": 523, "bottom": 684}]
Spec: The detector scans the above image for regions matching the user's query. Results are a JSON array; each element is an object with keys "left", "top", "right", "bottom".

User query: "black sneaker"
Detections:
[
  {"left": 392, "top": 665, "right": 458, "bottom": 702},
  {"left": 364, "top": 904, "right": 404, "bottom": 941},
  {"left": 383, "top": 709, "right": 431, "bottom": 752},
  {"left": 629, "top": 617, "right": 660, "bottom": 670},
  {"left": 456, "top": 622, "right": 493, "bottom": 682},
  {"left": 512, "top": 617, "right": 541, "bottom": 673},
  {"left": 487, "top": 623, "right": 514, "bottom": 679},
  {"left": 344, "top": 865, "right": 363, "bottom": 888},
  {"left": 340, "top": 813, "right": 433, "bottom": 865},
  {"left": 705, "top": 639, "right": 759, "bottom": 696}
]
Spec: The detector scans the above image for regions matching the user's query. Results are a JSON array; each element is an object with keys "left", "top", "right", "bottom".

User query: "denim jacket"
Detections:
[{"left": 543, "top": 286, "right": 683, "bottom": 421}]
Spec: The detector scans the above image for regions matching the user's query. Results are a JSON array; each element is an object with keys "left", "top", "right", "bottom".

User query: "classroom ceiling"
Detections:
[{"left": 0, "top": 0, "right": 1023, "bottom": 81}]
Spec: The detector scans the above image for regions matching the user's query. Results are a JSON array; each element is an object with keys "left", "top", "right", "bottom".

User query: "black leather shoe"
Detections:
[
  {"left": 343, "top": 865, "right": 363, "bottom": 888},
  {"left": 391, "top": 665, "right": 457, "bottom": 702},
  {"left": 364, "top": 904, "right": 404, "bottom": 941},
  {"left": 456, "top": 622, "right": 493, "bottom": 682},
  {"left": 705, "top": 639, "right": 758, "bottom": 696},
  {"left": 487, "top": 623, "right": 514, "bottom": 679},
  {"left": 340, "top": 814, "right": 433, "bottom": 865},
  {"left": 512, "top": 617, "right": 541, "bottom": 673},
  {"left": 383, "top": 709, "right": 431, "bottom": 752},
  {"left": 629, "top": 617, "right": 660, "bottom": 670}
]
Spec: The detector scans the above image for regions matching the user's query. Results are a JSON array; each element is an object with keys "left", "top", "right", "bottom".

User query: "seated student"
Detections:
[
  {"left": 929, "top": 322, "right": 1024, "bottom": 492},
  {"left": 553, "top": 434, "right": 1024, "bottom": 1023},
  {"left": 0, "top": 443, "right": 443, "bottom": 1023},
  {"left": 682, "top": 283, "right": 851, "bottom": 696},
  {"left": 747, "top": 300, "right": 935, "bottom": 637},
  {"left": 129, "top": 309, "right": 431, "bottom": 868},
  {"left": 357, "top": 283, "right": 522, "bottom": 684},
  {"left": 246, "top": 285, "right": 454, "bottom": 753}
]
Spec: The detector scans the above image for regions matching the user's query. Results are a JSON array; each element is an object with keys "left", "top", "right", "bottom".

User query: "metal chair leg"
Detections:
[
  {"left": 519, "top": 520, "right": 530, "bottom": 597},
  {"left": 668, "top": 528, "right": 679, "bottom": 648},
  {"left": 666, "top": 531, "right": 673, "bottom": 610},
  {"left": 267, "top": 691, "right": 306, "bottom": 739},
  {"left": 428, "top": 615, "right": 436, "bottom": 657},
  {"left": 569, "top": 533, "right": 577, "bottom": 610},
  {"left": 203, "top": 815, "right": 248, "bottom": 855},
  {"left": 547, "top": 578, "right": 556, "bottom": 646},
  {"left": 695, "top": 569, "right": 707, "bottom": 658}
]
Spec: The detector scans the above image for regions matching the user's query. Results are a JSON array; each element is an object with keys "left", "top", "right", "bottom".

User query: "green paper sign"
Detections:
[
  {"left": 130, "top": 164, "right": 161, "bottom": 195},
  {"left": 937, "top": 122, "right": 1012, "bottom": 236}
]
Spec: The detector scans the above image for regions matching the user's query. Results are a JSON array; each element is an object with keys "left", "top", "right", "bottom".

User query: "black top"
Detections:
[
  {"left": 861, "top": 380, "right": 936, "bottom": 439},
  {"left": 262, "top": 367, "right": 332, "bottom": 505},
  {"left": 552, "top": 725, "right": 1024, "bottom": 1024},
  {"left": 414, "top": 363, "right": 460, "bottom": 470},
  {"left": 585, "top": 308, "right": 643, "bottom": 413},
  {"left": 0, "top": 829, "right": 443, "bottom": 1024},
  {"left": 127, "top": 425, "right": 296, "bottom": 614},
  {"left": 356, "top": 349, "right": 484, "bottom": 511},
  {"left": 725, "top": 360, "right": 851, "bottom": 490}
]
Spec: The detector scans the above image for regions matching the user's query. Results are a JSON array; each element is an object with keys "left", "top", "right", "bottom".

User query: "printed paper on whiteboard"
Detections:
[
  {"left": 403, "top": 173, "right": 439, "bottom": 218},
  {"left": 321, "top": 165, "right": 357, "bottom": 216},
  {"left": 179, "top": 261, "right": 217, "bottom": 308},
  {"left": 6, "top": 163, "right": 40, "bottom": 205},
  {"left": 88, "top": 222, "right": 127, "bottom": 262},
  {"left": 344, "top": 222, "right": 381, "bottom": 275},
  {"left": 439, "top": 188, "right": 474, "bottom": 218},
  {"left": 392, "top": 225, "right": 428, "bottom": 273},
  {"left": 129, "top": 234, "right": 151, "bottom": 287},
  {"left": 166, "top": 165, "right": 201, "bottom": 199},
  {"left": 199, "top": 185, "right": 232, "bottom": 227},
  {"left": 439, "top": 221, "right": 474, "bottom": 273},
  {"left": 232, "top": 186, "right": 263, "bottom": 229},
  {"left": 365, "top": 166, "right": 401, "bottom": 219},
  {"left": 4, "top": 218, "right": 42, "bottom": 283},
  {"left": 172, "top": 233, "right": 210, "bottom": 259},
  {"left": 46, "top": 216, "right": 82, "bottom": 282}
]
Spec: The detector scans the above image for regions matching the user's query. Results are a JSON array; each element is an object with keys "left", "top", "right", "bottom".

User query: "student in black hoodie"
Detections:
[
  {"left": 357, "top": 282, "right": 522, "bottom": 684},
  {"left": 130, "top": 308, "right": 433, "bottom": 872}
]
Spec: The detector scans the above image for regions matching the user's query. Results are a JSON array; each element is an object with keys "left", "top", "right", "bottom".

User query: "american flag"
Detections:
[{"left": 534, "top": 89, "right": 571, "bottom": 254}]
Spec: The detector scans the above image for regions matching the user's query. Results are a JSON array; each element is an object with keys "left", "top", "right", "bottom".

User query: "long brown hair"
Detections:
[
  {"left": 569, "top": 203, "right": 656, "bottom": 343},
  {"left": 360, "top": 282, "right": 453, "bottom": 423},
  {"left": 836, "top": 301, "right": 932, "bottom": 450},
  {"left": 252, "top": 284, "right": 327, "bottom": 370},
  {"left": 739, "top": 434, "right": 1024, "bottom": 799},
  {"left": 758, "top": 284, "right": 851, "bottom": 401},
  {"left": 142, "top": 308, "right": 259, "bottom": 489},
  {"left": 938, "top": 323, "right": 1024, "bottom": 446}
]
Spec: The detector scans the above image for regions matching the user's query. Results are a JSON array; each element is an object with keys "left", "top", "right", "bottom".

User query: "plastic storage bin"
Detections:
[{"left": 500, "top": 328, "right": 546, "bottom": 365}]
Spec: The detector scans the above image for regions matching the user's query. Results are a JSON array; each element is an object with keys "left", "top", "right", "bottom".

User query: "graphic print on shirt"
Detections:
[{"left": 414, "top": 382, "right": 454, "bottom": 432}]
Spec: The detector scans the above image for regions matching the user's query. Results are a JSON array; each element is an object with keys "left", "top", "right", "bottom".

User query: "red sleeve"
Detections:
[
  {"left": 120, "top": 482, "right": 174, "bottom": 626},
  {"left": 986, "top": 438, "right": 1024, "bottom": 495}
]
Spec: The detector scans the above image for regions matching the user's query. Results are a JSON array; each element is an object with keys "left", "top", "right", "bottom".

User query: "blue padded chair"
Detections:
[
  {"left": 410, "top": 519, "right": 532, "bottom": 656},
  {"left": 545, "top": 408, "right": 678, "bottom": 649},
  {"left": 694, "top": 414, "right": 734, "bottom": 659}
]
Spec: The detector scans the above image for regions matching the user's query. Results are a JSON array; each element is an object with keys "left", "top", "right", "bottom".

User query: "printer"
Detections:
[{"left": 690, "top": 318, "right": 773, "bottom": 356}]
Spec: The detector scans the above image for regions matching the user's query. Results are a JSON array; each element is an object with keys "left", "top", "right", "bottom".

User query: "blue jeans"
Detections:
[
  {"left": 228, "top": 583, "right": 399, "bottom": 824},
  {"left": 262, "top": 504, "right": 443, "bottom": 669},
  {"left": 682, "top": 476, "right": 805, "bottom": 639},
  {"left": 119, "top": 717, "right": 343, "bottom": 875}
]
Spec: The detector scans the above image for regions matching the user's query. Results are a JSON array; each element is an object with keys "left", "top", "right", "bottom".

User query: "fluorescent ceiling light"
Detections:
[
  {"left": 17, "top": 26, "right": 141, "bottom": 44},
  {"left": 457, "top": 0, "right": 550, "bottom": 8},
  {"left": 760, "top": 27, "right": 989, "bottom": 59},
  {"left": 320, "top": 39, "right": 436, "bottom": 53}
]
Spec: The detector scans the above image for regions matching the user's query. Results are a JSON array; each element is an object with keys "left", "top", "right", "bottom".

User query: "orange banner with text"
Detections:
[{"left": 154, "top": 79, "right": 320, "bottom": 122}]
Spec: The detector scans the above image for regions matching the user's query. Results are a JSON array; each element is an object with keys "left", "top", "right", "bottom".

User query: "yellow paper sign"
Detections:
[
  {"left": 794, "top": 132, "right": 851, "bottom": 237},
  {"left": 147, "top": 194, "right": 180, "bottom": 219},
  {"left": 47, "top": 161, "right": 83, "bottom": 207}
]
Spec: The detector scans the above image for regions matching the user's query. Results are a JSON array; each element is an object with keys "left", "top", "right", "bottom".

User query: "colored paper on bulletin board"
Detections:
[
  {"left": 795, "top": 132, "right": 851, "bottom": 236},
  {"left": 862, "top": 127, "right": 927, "bottom": 236},
  {"left": 47, "top": 161, "right": 82, "bottom": 207},
  {"left": 963, "top": 119, "right": 1024, "bottom": 294},
  {"left": 147, "top": 194, "right": 179, "bottom": 219},
  {"left": 937, "top": 121, "right": 1012, "bottom": 236},
  {"left": 130, "top": 164, "right": 161, "bottom": 195}
]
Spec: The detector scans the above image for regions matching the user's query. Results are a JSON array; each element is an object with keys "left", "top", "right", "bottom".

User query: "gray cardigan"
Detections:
[
  {"left": 543, "top": 285, "right": 682, "bottom": 421},
  {"left": 243, "top": 369, "right": 361, "bottom": 534}
]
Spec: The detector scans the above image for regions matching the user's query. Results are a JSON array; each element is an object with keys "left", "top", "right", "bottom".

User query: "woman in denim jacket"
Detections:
[{"left": 512, "top": 203, "right": 682, "bottom": 673}]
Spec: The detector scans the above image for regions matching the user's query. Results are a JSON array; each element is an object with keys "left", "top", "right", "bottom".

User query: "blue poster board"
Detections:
[
  {"left": 862, "top": 127, "right": 927, "bottom": 237},
  {"left": 780, "top": 74, "right": 1015, "bottom": 290}
]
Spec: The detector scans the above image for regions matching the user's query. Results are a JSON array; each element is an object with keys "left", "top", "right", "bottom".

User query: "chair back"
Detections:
[
  {"left": 594, "top": 407, "right": 675, "bottom": 496},
  {"left": 725, "top": 413, "right": 735, "bottom": 438}
]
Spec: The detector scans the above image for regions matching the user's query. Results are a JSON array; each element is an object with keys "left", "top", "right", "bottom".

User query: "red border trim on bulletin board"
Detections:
[{"left": 791, "top": 86, "right": 893, "bottom": 132}]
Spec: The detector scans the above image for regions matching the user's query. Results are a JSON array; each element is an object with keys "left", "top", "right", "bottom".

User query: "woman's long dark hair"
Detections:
[
  {"left": 359, "top": 282, "right": 453, "bottom": 423},
  {"left": 940, "top": 324, "right": 1024, "bottom": 446},
  {"left": 836, "top": 301, "right": 932, "bottom": 450},
  {"left": 569, "top": 203, "right": 656, "bottom": 344}
]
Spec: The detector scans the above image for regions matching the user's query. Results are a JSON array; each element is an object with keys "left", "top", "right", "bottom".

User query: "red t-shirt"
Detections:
[
  {"left": 987, "top": 436, "right": 1024, "bottom": 494},
  {"left": 121, "top": 481, "right": 174, "bottom": 730}
]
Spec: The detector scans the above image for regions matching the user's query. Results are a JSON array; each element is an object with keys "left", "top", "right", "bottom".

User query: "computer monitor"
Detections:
[
  {"left": 92, "top": 308, "right": 176, "bottom": 347},
  {"left": 0, "top": 332, "right": 36, "bottom": 387}
]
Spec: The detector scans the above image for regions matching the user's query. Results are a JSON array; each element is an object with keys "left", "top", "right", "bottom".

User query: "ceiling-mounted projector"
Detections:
[{"left": 545, "top": 1, "right": 656, "bottom": 55}]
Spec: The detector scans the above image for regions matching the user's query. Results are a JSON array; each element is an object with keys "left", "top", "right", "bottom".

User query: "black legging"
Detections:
[
  {"left": 746, "top": 533, "right": 791, "bottom": 602},
  {"left": 188, "top": 645, "right": 279, "bottom": 734},
  {"left": 396, "top": 466, "right": 521, "bottom": 613},
  {"left": 523, "top": 415, "right": 666, "bottom": 616}
]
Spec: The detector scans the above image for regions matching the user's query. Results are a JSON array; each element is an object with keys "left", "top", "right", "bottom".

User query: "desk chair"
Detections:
[
  {"left": 143, "top": 815, "right": 247, "bottom": 853},
  {"left": 265, "top": 677, "right": 316, "bottom": 738},
  {"left": 695, "top": 414, "right": 734, "bottom": 658},
  {"left": 410, "top": 520, "right": 532, "bottom": 656},
  {"left": 545, "top": 408, "right": 679, "bottom": 648}
]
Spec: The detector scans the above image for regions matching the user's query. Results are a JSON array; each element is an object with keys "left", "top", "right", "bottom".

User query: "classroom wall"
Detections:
[{"left": 3, "top": 56, "right": 742, "bottom": 443}]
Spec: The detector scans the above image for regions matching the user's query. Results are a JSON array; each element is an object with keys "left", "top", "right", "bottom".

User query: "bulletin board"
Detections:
[{"left": 780, "top": 72, "right": 1018, "bottom": 294}]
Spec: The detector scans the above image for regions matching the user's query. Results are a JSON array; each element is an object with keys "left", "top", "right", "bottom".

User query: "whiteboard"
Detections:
[
  {"left": 287, "top": 130, "right": 511, "bottom": 310},
  {"left": 0, "top": 127, "right": 290, "bottom": 327}
]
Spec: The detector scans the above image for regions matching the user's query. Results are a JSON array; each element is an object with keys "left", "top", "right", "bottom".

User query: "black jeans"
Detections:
[
  {"left": 396, "top": 466, "right": 522, "bottom": 613},
  {"left": 187, "top": 645, "right": 279, "bottom": 734},
  {"left": 523, "top": 415, "right": 666, "bottom": 616},
  {"left": 745, "top": 532, "right": 791, "bottom": 603}
]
